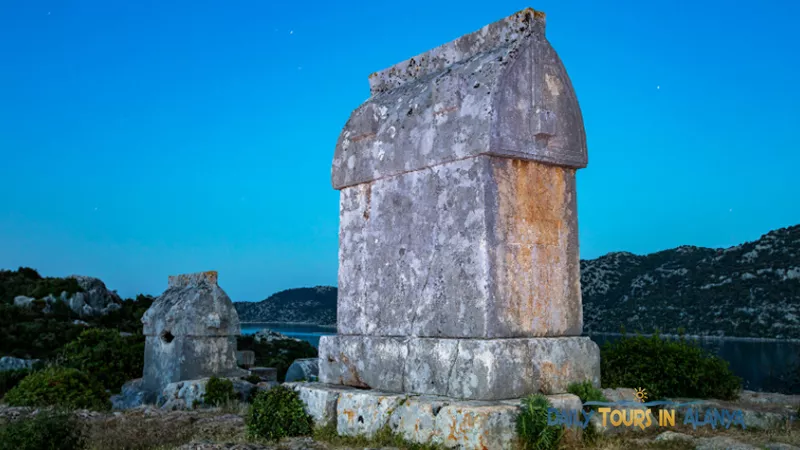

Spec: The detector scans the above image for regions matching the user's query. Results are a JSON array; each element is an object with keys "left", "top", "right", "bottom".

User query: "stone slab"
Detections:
[
  {"left": 332, "top": 8, "right": 586, "bottom": 190},
  {"left": 336, "top": 155, "right": 582, "bottom": 339},
  {"left": 287, "top": 382, "right": 582, "bottom": 449},
  {"left": 336, "top": 390, "right": 406, "bottom": 437},
  {"left": 319, "top": 335, "right": 600, "bottom": 400}
]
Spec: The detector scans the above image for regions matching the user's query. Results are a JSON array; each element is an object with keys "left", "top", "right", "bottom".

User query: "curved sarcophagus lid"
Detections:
[{"left": 331, "top": 8, "right": 587, "bottom": 190}]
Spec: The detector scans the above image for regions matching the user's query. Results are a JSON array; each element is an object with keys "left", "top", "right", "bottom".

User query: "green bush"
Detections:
[
  {"left": 566, "top": 381, "right": 607, "bottom": 442},
  {"left": 517, "top": 394, "right": 562, "bottom": 450},
  {"left": 567, "top": 380, "right": 607, "bottom": 406},
  {"left": 246, "top": 385, "right": 313, "bottom": 441},
  {"left": 242, "top": 374, "right": 262, "bottom": 384},
  {"left": 3, "top": 367, "right": 110, "bottom": 410},
  {"left": 600, "top": 333, "right": 741, "bottom": 401},
  {"left": 0, "top": 409, "right": 86, "bottom": 450},
  {"left": 91, "top": 294, "right": 154, "bottom": 333},
  {"left": 204, "top": 376, "right": 237, "bottom": 406},
  {"left": 0, "top": 303, "right": 85, "bottom": 360},
  {"left": 0, "top": 369, "right": 33, "bottom": 399},
  {"left": 59, "top": 328, "right": 144, "bottom": 393}
]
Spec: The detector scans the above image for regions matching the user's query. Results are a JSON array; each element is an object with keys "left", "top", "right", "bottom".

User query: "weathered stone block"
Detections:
[
  {"left": 236, "top": 350, "right": 255, "bottom": 368},
  {"left": 320, "top": 335, "right": 600, "bottom": 400},
  {"left": 390, "top": 396, "right": 451, "bottom": 443},
  {"left": 291, "top": 383, "right": 582, "bottom": 449},
  {"left": 337, "top": 156, "right": 582, "bottom": 338},
  {"left": 332, "top": 9, "right": 586, "bottom": 190},
  {"left": 432, "top": 402, "right": 520, "bottom": 449},
  {"left": 336, "top": 390, "right": 406, "bottom": 437},
  {"left": 142, "top": 271, "right": 244, "bottom": 394}
]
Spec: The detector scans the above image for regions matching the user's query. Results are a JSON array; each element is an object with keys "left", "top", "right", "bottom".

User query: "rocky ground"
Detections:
[{"left": 2, "top": 389, "right": 800, "bottom": 449}]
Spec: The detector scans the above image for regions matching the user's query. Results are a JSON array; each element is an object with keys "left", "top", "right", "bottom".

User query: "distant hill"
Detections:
[
  {"left": 234, "top": 286, "right": 337, "bottom": 325},
  {"left": 237, "top": 224, "right": 800, "bottom": 339},
  {"left": 582, "top": 224, "right": 800, "bottom": 339}
]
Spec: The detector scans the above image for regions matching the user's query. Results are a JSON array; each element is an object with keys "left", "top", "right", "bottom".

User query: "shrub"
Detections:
[
  {"left": 242, "top": 374, "right": 261, "bottom": 384},
  {"left": 92, "top": 294, "right": 154, "bottom": 333},
  {"left": 567, "top": 380, "right": 607, "bottom": 406},
  {"left": 3, "top": 367, "right": 110, "bottom": 410},
  {"left": 517, "top": 394, "right": 562, "bottom": 450},
  {"left": 59, "top": 328, "right": 144, "bottom": 393},
  {"left": 567, "top": 381, "right": 607, "bottom": 442},
  {"left": 246, "top": 385, "right": 313, "bottom": 441},
  {"left": 0, "top": 369, "right": 32, "bottom": 399},
  {"left": 204, "top": 376, "right": 237, "bottom": 406},
  {"left": 0, "top": 409, "right": 86, "bottom": 450},
  {"left": 601, "top": 333, "right": 741, "bottom": 401},
  {"left": 0, "top": 303, "right": 84, "bottom": 360}
]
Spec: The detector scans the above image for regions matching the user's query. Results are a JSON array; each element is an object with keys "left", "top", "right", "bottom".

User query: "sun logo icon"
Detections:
[{"left": 634, "top": 387, "right": 648, "bottom": 403}]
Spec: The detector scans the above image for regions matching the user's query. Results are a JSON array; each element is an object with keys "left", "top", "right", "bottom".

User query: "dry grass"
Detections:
[{"left": 84, "top": 404, "right": 252, "bottom": 450}]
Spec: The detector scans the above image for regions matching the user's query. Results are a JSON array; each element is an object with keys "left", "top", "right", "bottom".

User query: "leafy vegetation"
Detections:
[
  {"left": 567, "top": 381, "right": 607, "bottom": 442},
  {"left": 204, "top": 376, "right": 237, "bottom": 406},
  {"left": 242, "top": 374, "right": 262, "bottom": 384},
  {"left": 236, "top": 335, "right": 317, "bottom": 382},
  {"left": 91, "top": 295, "right": 154, "bottom": 333},
  {"left": 517, "top": 394, "right": 563, "bottom": 450},
  {"left": 600, "top": 332, "right": 742, "bottom": 401},
  {"left": 3, "top": 367, "right": 110, "bottom": 411},
  {"left": 0, "top": 303, "right": 85, "bottom": 360},
  {"left": 0, "top": 409, "right": 86, "bottom": 450},
  {"left": 0, "top": 368, "right": 34, "bottom": 400},
  {"left": 59, "top": 328, "right": 145, "bottom": 393},
  {"left": 245, "top": 385, "right": 313, "bottom": 441},
  {"left": 0, "top": 267, "right": 83, "bottom": 305},
  {"left": 567, "top": 380, "right": 608, "bottom": 406}
]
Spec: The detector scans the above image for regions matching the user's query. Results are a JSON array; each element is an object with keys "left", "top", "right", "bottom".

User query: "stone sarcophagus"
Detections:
[
  {"left": 320, "top": 8, "right": 601, "bottom": 400},
  {"left": 141, "top": 271, "right": 243, "bottom": 394}
]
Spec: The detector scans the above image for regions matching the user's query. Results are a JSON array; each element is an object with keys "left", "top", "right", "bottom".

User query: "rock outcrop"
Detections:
[
  {"left": 11, "top": 275, "right": 123, "bottom": 317},
  {"left": 253, "top": 329, "right": 301, "bottom": 344},
  {"left": 0, "top": 356, "right": 39, "bottom": 372}
]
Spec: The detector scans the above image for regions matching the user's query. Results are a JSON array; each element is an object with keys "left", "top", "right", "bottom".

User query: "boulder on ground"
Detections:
[
  {"left": 285, "top": 358, "right": 318, "bottom": 382},
  {"left": 13, "top": 296, "right": 34, "bottom": 308},
  {"left": 111, "top": 378, "right": 150, "bottom": 410}
]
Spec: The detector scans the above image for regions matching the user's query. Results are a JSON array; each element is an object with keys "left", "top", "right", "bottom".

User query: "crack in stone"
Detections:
[
  {"left": 444, "top": 340, "right": 461, "bottom": 397},
  {"left": 409, "top": 166, "right": 440, "bottom": 337}
]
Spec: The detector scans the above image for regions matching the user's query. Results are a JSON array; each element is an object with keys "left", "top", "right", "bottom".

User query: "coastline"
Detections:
[
  {"left": 585, "top": 331, "right": 800, "bottom": 343},
  {"left": 238, "top": 325, "right": 799, "bottom": 342},
  {"left": 240, "top": 321, "right": 337, "bottom": 330}
]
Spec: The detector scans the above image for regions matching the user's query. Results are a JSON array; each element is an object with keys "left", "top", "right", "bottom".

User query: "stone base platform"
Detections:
[
  {"left": 285, "top": 382, "right": 582, "bottom": 450},
  {"left": 319, "top": 335, "right": 600, "bottom": 400}
]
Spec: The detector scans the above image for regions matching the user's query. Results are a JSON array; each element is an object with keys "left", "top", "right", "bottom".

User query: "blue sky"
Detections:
[{"left": 1, "top": 0, "right": 798, "bottom": 301}]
